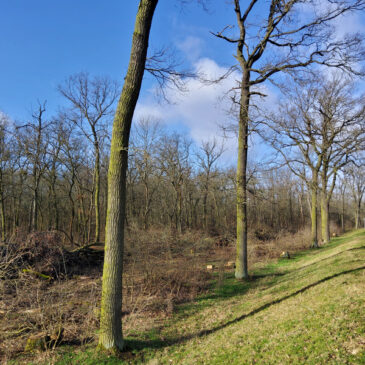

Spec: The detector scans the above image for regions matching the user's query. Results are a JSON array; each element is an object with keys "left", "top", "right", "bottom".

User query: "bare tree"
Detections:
[
  {"left": 0, "top": 114, "right": 12, "bottom": 240},
  {"left": 346, "top": 163, "right": 365, "bottom": 229},
  {"left": 265, "top": 76, "right": 364, "bottom": 245},
  {"left": 212, "top": 0, "right": 365, "bottom": 278},
  {"left": 18, "top": 103, "right": 51, "bottom": 232},
  {"left": 59, "top": 73, "right": 119, "bottom": 243},
  {"left": 131, "top": 118, "right": 163, "bottom": 229},
  {"left": 98, "top": 0, "right": 159, "bottom": 352},
  {"left": 158, "top": 133, "right": 192, "bottom": 234},
  {"left": 196, "top": 138, "right": 224, "bottom": 231}
]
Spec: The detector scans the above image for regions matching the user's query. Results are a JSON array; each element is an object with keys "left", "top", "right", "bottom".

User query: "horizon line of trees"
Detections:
[{"left": 0, "top": 75, "right": 363, "bottom": 246}]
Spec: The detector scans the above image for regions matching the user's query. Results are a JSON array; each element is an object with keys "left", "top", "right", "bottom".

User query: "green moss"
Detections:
[{"left": 24, "top": 334, "right": 50, "bottom": 352}]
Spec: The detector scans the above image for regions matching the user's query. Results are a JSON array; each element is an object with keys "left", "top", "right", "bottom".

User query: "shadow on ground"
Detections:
[{"left": 125, "top": 265, "right": 365, "bottom": 352}]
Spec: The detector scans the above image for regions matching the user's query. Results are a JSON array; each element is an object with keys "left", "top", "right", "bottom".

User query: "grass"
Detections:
[{"left": 20, "top": 230, "right": 365, "bottom": 364}]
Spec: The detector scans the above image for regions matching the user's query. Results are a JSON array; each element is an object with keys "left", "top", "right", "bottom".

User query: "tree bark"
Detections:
[
  {"left": 94, "top": 142, "right": 101, "bottom": 242},
  {"left": 0, "top": 189, "right": 5, "bottom": 241},
  {"left": 355, "top": 201, "right": 361, "bottom": 229},
  {"left": 98, "top": 0, "right": 158, "bottom": 352},
  {"left": 235, "top": 72, "right": 250, "bottom": 280},
  {"left": 321, "top": 195, "right": 330, "bottom": 243},
  {"left": 310, "top": 184, "right": 319, "bottom": 248}
]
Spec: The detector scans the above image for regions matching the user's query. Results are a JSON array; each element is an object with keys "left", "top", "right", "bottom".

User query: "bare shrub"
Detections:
[{"left": 1, "top": 226, "right": 314, "bottom": 362}]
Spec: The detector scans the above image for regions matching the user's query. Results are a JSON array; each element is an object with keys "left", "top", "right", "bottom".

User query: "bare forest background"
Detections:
[{"left": 0, "top": 73, "right": 363, "bottom": 247}]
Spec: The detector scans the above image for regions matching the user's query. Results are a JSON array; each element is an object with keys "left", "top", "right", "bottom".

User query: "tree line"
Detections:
[{"left": 1, "top": 82, "right": 362, "bottom": 247}]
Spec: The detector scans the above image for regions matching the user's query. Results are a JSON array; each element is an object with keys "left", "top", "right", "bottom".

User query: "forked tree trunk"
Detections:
[{"left": 98, "top": 0, "right": 158, "bottom": 352}]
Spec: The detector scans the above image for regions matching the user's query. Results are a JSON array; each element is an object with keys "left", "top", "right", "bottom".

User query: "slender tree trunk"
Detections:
[
  {"left": 203, "top": 190, "right": 208, "bottom": 231},
  {"left": 311, "top": 184, "right": 318, "bottom": 248},
  {"left": 31, "top": 183, "right": 39, "bottom": 232},
  {"left": 176, "top": 185, "right": 182, "bottom": 234},
  {"left": 68, "top": 175, "right": 75, "bottom": 244},
  {"left": 212, "top": 190, "right": 219, "bottom": 228},
  {"left": 355, "top": 201, "right": 361, "bottom": 229},
  {"left": 98, "top": 0, "right": 158, "bottom": 352},
  {"left": 321, "top": 195, "right": 330, "bottom": 243},
  {"left": 341, "top": 191, "right": 345, "bottom": 232},
  {"left": 288, "top": 188, "right": 293, "bottom": 228},
  {"left": 0, "top": 189, "right": 5, "bottom": 241},
  {"left": 14, "top": 174, "right": 25, "bottom": 231},
  {"left": 298, "top": 191, "right": 304, "bottom": 227},
  {"left": 87, "top": 194, "right": 93, "bottom": 243},
  {"left": 235, "top": 73, "right": 249, "bottom": 280},
  {"left": 143, "top": 182, "right": 150, "bottom": 230},
  {"left": 52, "top": 185, "right": 59, "bottom": 230},
  {"left": 94, "top": 143, "right": 101, "bottom": 242}
]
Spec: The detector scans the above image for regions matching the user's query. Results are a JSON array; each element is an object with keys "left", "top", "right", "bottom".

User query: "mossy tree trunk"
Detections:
[
  {"left": 320, "top": 196, "right": 330, "bottom": 243},
  {"left": 98, "top": 0, "right": 158, "bottom": 352},
  {"left": 235, "top": 72, "right": 250, "bottom": 280},
  {"left": 213, "top": 0, "right": 365, "bottom": 276},
  {"left": 320, "top": 165, "right": 337, "bottom": 244}
]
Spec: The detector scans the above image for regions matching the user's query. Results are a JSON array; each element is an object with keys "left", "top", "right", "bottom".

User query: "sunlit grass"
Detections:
[{"left": 21, "top": 229, "right": 365, "bottom": 365}]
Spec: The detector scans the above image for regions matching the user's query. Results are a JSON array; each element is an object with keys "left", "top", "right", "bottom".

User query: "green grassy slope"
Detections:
[{"left": 58, "top": 230, "right": 365, "bottom": 365}]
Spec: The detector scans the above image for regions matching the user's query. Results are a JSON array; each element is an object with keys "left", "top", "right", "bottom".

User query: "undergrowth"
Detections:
[{"left": 3, "top": 228, "right": 364, "bottom": 364}]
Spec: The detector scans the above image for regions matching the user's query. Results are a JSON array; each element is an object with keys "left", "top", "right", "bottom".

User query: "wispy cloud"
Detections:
[{"left": 177, "top": 36, "right": 205, "bottom": 63}]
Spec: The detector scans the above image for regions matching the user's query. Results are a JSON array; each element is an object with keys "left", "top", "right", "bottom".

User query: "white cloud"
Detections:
[
  {"left": 177, "top": 36, "right": 205, "bottom": 63},
  {"left": 335, "top": 12, "right": 365, "bottom": 38},
  {"left": 135, "top": 57, "right": 279, "bottom": 166}
]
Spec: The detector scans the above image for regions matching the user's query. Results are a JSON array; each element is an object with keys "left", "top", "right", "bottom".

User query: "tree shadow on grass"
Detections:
[
  {"left": 174, "top": 271, "right": 285, "bottom": 321},
  {"left": 289, "top": 246, "right": 365, "bottom": 274},
  {"left": 125, "top": 265, "right": 365, "bottom": 352}
]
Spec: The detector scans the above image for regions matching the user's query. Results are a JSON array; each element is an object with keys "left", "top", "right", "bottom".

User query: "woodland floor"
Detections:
[{"left": 5, "top": 229, "right": 365, "bottom": 364}]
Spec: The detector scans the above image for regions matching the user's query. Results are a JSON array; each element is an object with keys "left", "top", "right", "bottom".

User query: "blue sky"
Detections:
[
  {"left": 0, "top": 1, "right": 233, "bottom": 120},
  {"left": 1, "top": 1, "right": 364, "bottom": 165}
]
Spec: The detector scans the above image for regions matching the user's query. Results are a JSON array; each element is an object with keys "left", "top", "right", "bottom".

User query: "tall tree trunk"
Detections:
[
  {"left": 68, "top": 175, "right": 75, "bottom": 244},
  {"left": 143, "top": 183, "right": 149, "bottom": 230},
  {"left": 0, "top": 189, "right": 5, "bottom": 241},
  {"left": 98, "top": 0, "right": 158, "bottom": 352},
  {"left": 355, "top": 201, "right": 361, "bottom": 229},
  {"left": 311, "top": 185, "right": 318, "bottom": 248},
  {"left": 31, "top": 184, "right": 39, "bottom": 232},
  {"left": 341, "top": 191, "right": 345, "bottom": 232},
  {"left": 94, "top": 143, "right": 101, "bottom": 242},
  {"left": 203, "top": 189, "right": 208, "bottom": 231},
  {"left": 288, "top": 188, "right": 293, "bottom": 228},
  {"left": 176, "top": 185, "right": 182, "bottom": 235},
  {"left": 52, "top": 185, "right": 59, "bottom": 230},
  {"left": 321, "top": 195, "right": 330, "bottom": 243},
  {"left": 235, "top": 73, "right": 249, "bottom": 280},
  {"left": 298, "top": 190, "right": 304, "bottom": 227}
]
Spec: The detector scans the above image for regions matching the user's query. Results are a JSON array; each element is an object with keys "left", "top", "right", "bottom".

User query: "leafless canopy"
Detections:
[{"left": 211, "top": 0, "right": 365, "bottom": 86}]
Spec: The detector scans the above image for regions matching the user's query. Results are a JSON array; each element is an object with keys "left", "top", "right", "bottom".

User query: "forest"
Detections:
[{"left": 1, "top": 0, "right": 365, "bottom": 364}]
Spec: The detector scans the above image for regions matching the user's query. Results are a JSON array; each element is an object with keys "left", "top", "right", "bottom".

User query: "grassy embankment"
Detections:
[{"left": 37, "top": 230, "right": 365, "bottom": 364}]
